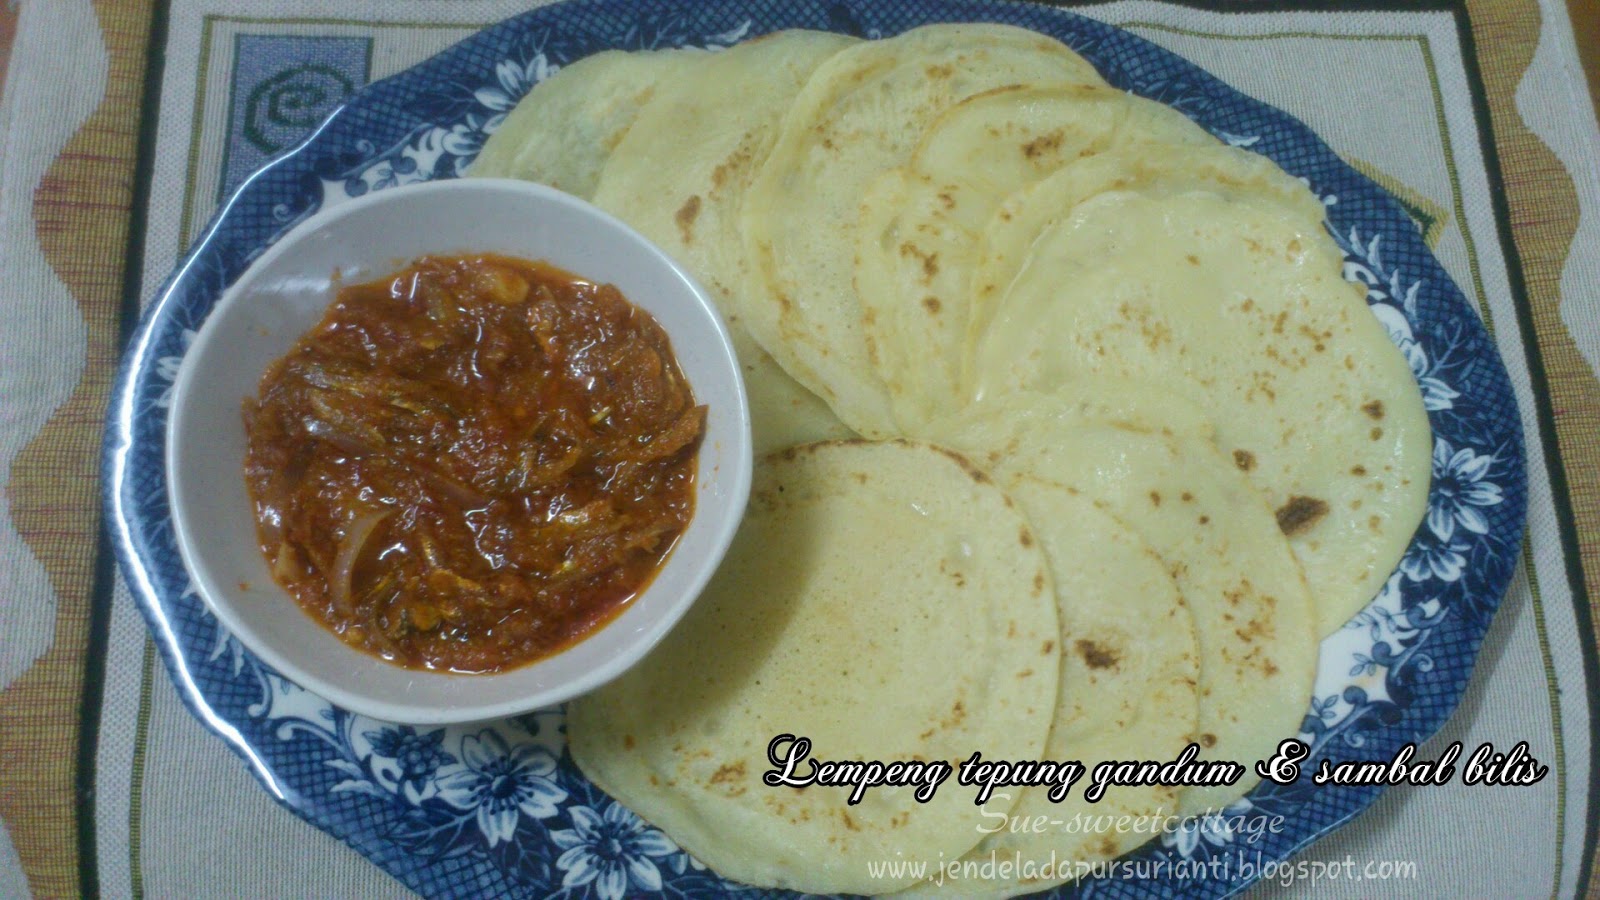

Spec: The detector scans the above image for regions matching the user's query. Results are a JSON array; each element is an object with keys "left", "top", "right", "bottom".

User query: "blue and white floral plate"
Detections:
[{"left": 105, "top": 1, "right": 1528, "bottom": 897}]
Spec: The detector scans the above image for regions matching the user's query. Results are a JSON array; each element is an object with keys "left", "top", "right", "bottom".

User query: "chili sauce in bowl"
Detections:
[
  {"left": 244, "top": 255, "right": 706, "bottom": 674},
  {"left": 166, "top": 179, "right": 751, "bottom": 724}
]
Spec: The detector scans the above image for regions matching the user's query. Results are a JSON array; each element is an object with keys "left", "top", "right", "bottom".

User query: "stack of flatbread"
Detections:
[{"left": 470, "top": 24, "right": 1431, "bottom": 896}]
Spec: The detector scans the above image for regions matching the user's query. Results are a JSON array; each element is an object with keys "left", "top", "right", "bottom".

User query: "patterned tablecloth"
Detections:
[{"left": 2, "top": 0, "right": 1599, "bottom": 896}]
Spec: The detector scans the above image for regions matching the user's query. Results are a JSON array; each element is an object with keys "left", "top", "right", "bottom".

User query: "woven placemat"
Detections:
[{"left": 0, "top": 0, "right": 1596, "bottom": 895}]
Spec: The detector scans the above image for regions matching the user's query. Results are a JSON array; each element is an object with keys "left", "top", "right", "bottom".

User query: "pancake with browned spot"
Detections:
[
  {"left": 929, "top": 389, "right": 1317, "bottom": 814},
  {"left": 569, "top": 440, "right": 1060, "bottom": 893}
]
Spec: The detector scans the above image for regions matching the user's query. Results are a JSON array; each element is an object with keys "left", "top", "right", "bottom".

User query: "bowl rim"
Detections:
[{"left": 163, "top": 177, "right": 753, "bottom": 724}]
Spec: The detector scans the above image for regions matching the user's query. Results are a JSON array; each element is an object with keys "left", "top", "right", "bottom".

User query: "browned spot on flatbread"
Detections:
[
  {"left": 1021, "top": 130, "right": 1064, "bottom": 159},
  {"left": 1019, "top": 526, "right": 1033, "bottom": 548},
  {"left": 1275, "top": 495, "right": 1329, "bottom": 536},
  {"left": 922, "top": 295, "right": 942, "bottom": 314},
  {"left": 1351, "top": 465, "right": 1367, "bottom": 476},
  {"left": 1042, "top": 640, "right": 1055, "bottom": 655},
  {"left": 1233, "top": 449, "right": 1255, "bottom": 471},
  {"left": 1234, "top": 618, "right": 1269, "bottom": 643},
  {"left": 711, "top": 144, "right": 752, "bottom": 190},
  {"left": 709, "top": 761, "right": 746, "bottom": 785},
  {"left": 1149, "top": 490, "right": 1161, "bottom": 506},
  {"left": 1076, "top": 639, "right": 1120, "bottom": 670},
  {"left": 930, "top": 445, "right": 992, "bottom": 485},
  {"left": 674, "top": 194, "right": 701, "bottom": 244},
  {"left": 899, "top": 241, "right": 939, "bottom": 279},
  {"left": 1363, "top": 400, "right": 1385, "bottom": 420},
  {"left": 623, "top": 734, "right": 636, "bottom": 750}
]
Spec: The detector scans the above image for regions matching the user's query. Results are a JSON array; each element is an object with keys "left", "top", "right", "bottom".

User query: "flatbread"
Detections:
[
  {"left": 900, "top": 484, "right": 1200, "bottom": 898},
  {"left": 740, "top": 23, "right": 1106, "bottom": 437},
  {"left": 591, "top": 30, "right": 859, "bottom": 454},
  {"left": 569, "top": 440, "right": 1060, "bottom": 894},
  {"left": 468, "top": 48, "right": 702, "bottom": 197},
  {"left": 928, "top": 390, "right": 1318, "bottom": 815},
  {"left": 476, "top": 25, "right": 1439, "bottom": 888},
  {"left": 855, "top": 84, "right": 1217, "bottom": 432},
  {"left": 970, "top": 146, "right": 1432, "bottom": 633}
]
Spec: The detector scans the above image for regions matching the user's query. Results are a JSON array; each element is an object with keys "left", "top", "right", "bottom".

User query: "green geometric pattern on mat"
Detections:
[{"left": 1350, "top": 156, "right": 1452, "bottom": 248}]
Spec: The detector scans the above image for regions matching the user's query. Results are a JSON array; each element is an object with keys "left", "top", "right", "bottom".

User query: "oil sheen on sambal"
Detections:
[{"left": 242, "top": 254, "right": 706, "bottom": 673}]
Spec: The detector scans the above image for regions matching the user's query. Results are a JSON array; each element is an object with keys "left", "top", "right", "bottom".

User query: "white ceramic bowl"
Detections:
[{"left": 166, "top": 178, "right": 752, "bottom": 724}]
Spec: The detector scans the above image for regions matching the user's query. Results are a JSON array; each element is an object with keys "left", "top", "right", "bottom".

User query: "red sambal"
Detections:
[{"left": 242, "top": 254, "right": 705, "bottom": 673}]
